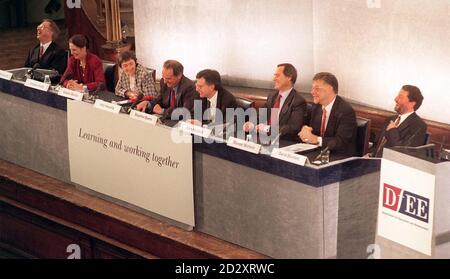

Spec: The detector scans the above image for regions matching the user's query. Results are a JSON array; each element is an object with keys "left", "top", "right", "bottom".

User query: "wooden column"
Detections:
[
  {"left": 102, "top": 0, "right": 131, "bottom": 62},
  {"left": 95, "top": 0, "right": 105, "bottom": 26}
]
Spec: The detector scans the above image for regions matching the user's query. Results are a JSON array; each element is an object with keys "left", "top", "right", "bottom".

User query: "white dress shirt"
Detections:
[
  {"left": 40, "top": 41, "right": 52, "bottom": 55},
  {"left": 208, "top": 90, "right": 218, "bottom": 122},
  {"left": 317, "top": 96, "right": 337, "bottom": 147}
]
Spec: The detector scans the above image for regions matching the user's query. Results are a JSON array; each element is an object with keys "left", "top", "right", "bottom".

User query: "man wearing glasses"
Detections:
[
  {"left": 24, "top": 19, "right": 67, "bottom": 75},
  {"left": 298, "top": 72, "right": 357, "bottom": 158}
]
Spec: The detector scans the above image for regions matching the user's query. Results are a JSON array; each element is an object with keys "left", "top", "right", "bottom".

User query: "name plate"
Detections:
[
  {"left": 0, "top": 70, "right": 13, "bottom": 80},
  {"left": 93, "top": 99, "right": 121, "bottom": 114},
  {"left": 130, "top": 110, "right": 158, "bottom": 125},
  {"left": 227, "top": 137, "right": 262, "bottom": 154},
  {"left": 179, "top": 121, "right": 212, "bottom": 138},
  {"left": 271, "top": 148, "right": 307, "bottom": 166},
  {"left": 24, "top": 78, "right": 50, "bottom": 92},
  {"left": 58, "top": 88, "right": 84, "bottom": 101}
]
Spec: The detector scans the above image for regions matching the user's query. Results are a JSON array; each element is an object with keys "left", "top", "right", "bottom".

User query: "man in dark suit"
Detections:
[
  {"left": 193, "top": 69, "right": 237, "bottom": 125},
  {"left": 299, "top": 72, "right": 357, "bottom": 158},
  {"left": 372, "top": 85, "right": 427, "bottom": 157},
  {"left": 24, "top": 19, "right": 67, "bottom": 75},
  {"left": 243, "top": 63, "right": 307, "bottom": 139},
  {"left": 136, "top": 60, "right": 196, "bottom": 120}
]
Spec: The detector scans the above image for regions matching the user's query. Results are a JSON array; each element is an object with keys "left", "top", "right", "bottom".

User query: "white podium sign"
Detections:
[
  {"left": 67, "top": 101, "right": 194, "bottom": 227},
  {"left": 271, "top": 148, "right": 307, "bottom": 166},
  {"left": 0, "top": 70, "right": 13, "bottom": 80},
  {"left": 227, "top": 137, "right": 261, "bottom": 154},
  {"left": 94, "top": 99, "right": 121, "bottom": 114},
  {"left": 377, "top": 159, "right": 436, "bottom": 256},
  {"left": 130, "top": 110, "right": 158, "bottom": 125},
  {"left": 58, "top": 87, "right": 83, "bottom": 101},
  {"left": 25, "top": 78, "right": 50, "bottom": 92}
]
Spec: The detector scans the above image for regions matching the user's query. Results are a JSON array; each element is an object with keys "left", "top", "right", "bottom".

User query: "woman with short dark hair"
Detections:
[
  {"left": 115, "top": 50, "right": 158, "bottom": 99},
  {"left": 61, "top": 34, "right": 105, "bottom": 92}
]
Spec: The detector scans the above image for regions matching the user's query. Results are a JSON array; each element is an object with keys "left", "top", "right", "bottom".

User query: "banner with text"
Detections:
[
  {"left": 377, "top": 159, "right": 435, "bottom": 256},
  {"left": 67, "top": 101, "right": 194, "bottom": 227}
]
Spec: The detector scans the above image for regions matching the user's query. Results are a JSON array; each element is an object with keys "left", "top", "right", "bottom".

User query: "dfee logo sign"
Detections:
[
  {"left": 377, "top": 158, "right": 435, "bottom": 256},
  {"left": 383, "top": 184, "right": 430, "bottom": 223}
]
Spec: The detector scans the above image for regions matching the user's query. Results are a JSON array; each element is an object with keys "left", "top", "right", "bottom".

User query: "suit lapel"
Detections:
[
  {"left": 161, "top": 83, "right": 170, "bottom": 106},
  {"left": 279, "top": 89, "right": 294, "bottom": 124},
  {"left": 175, "top": 77, "right": 186, "bottom": 106},
  {"left": 216, "top": 89, "right": 223, "bottom": 111},
  {"left": 311, "top": 104, "right": 322, "bottom": 134},
  {"left": 31, "top": 44, "right": 40, "bottom": 62},
  {"left": 135, "top": 69, "right": 141, "bottom": 92},
  {"left": 322, "top": 96, "right": 337, "bottom": 136},
  {"left": 396, "top": 112, "right": 416, "bottom": 133},
  {"left": 40, "top": 43, "right": 54, "bottom": 64}
]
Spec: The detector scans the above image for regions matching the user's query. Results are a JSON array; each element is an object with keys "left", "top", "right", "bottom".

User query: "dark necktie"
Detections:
[
  {"left": 269, "top": 94, "right": 281, "bottom": 125},
  {"left": 374, "top": 115, "right": 401, "bottom": 157},
  {"left": 39, "top": 46, "right": 44, "bottom": 59},
  {"left": 205, "top": 99, "right": 211, "bottom": 121},
  {"left": 169, "top": 88, "right": 176, "bottom": 108},
  {"left": 320, "top": 107, "right": 327, "bottom": 137}
]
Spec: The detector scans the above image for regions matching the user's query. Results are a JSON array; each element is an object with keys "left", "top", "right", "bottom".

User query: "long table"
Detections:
[{"left": 0, "top": 76, "right": 381, "bottom": 258}]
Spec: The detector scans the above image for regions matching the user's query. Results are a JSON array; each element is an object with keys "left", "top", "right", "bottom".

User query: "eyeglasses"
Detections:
[{"left": 37, "top": 24, "right": 49, "bottom": 30}]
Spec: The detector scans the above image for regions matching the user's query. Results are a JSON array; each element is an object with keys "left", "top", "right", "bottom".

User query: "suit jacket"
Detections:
[
  {"left": 150, "top": 75, "right": 196, "bottom": 119},
  {"left": 378, "top": 112, "right": 427, "bottom": 150},
  {"left": 61, "top": 52, "right": 105, "bottom": 92},
  {"left": 263, "top": 89, "right": 307, "bottom": 137},
  {"left": 24, "top": 42, "right": 67, "bottom": 75},
  {"left": 195, "top": 87, "right": 238, "bottom": 124},
  {"left": 115, "top": 64, "right": 158, "bottom": 98},
  {"left": 309, "top": 95, "right": 357, "bottom": 157}
]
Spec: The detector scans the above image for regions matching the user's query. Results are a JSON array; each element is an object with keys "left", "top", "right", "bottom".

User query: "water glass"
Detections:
[{"left": 321, "top": 150, "right": 330, "bottom": 164}]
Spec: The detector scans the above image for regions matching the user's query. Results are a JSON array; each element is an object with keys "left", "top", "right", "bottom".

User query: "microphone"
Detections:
[
  {"left": 27, "top": 63, "right": 40, "bottom": 78},
  {"left": 92, "top": 82, "right": 105, "bottom": 96},
  {"left": 127, "top": 93, "right": 145, "bottom": 113},
  {"left": 270, "top": 127, "right": 287, "bottom": 145},
  {"left": 314, "top": 140, "right": 337, "bottom": 161}
]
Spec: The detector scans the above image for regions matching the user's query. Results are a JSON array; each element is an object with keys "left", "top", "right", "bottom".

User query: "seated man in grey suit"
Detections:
[
  {"left": 136, "top": 60, "right": 196, "bottom": 120},
  {"left": 243, "top": 63, "right": 307, "bottom": 139},
  {"left": 299, "top": 72, "right": 357, "bottom": 158},
  {"left": 371, "top": 85, "right": 427, "bottom": 157}
]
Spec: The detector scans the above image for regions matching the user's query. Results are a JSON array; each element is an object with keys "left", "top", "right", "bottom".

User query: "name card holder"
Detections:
[
  {"left": 227, "top": 137, "right": 262, "bottom": 154},
  {"left": 179, "top": 121, "right": 212, "bottom": 138},
  {"left": 130, "top": 110, "right": 158, "bottom": 125},
  {"left": 271, "top": 148, "right": 307, "bottom": 166},
  {"left": 25, "top": 78, "right": 50, "bottom": 92},
  {"left": 94, "top": 99, "right": 121, "bottom": 114},
  {"left": 0, "top": 70, "right": 13, "bottom": 80},
  {"left": 58, "top": 88, "right": 84, "bottom": 101}
]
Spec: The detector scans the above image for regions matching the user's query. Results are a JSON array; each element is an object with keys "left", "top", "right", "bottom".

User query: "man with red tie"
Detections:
[
  {"left": 371, "top": 85, "right": 427, "bottom": 157},
  {"left": 298, "top": 72, "right": 357, "bottom": 158},
  {"left": 24, "top": 19, "right": 67, "bottom": 75},
  {"left": 243, "top": 63, "right": 307, "bottom": 139},
  {"left": 137, "top": 60, "right": 196, "bottom": 120}
]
